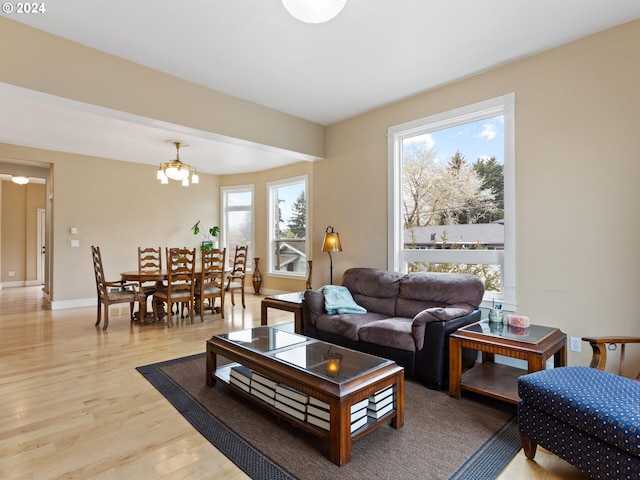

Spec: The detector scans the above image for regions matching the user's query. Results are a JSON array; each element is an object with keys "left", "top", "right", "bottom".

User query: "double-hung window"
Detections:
[
  {"left": 388, "top": 94, "right": 516, "bottom": 309},
  {"left": 267, "top": 176, "right": 308, "bottom": 277},
  {"left": 221, "top": 185, "right": 254, "bottom": 269}
]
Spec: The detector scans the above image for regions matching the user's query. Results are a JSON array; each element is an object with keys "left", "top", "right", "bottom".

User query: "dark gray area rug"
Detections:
[{"left": 137, "top": 353, "right": 520, "bottom": 480}]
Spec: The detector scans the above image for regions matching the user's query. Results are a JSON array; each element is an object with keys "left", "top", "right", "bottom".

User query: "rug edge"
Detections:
[
  {"left": 447, "top": 415, "right": 521, "bottom": 480},
  {"left": 137, "top": 353, "right": 299, "bottom": 480}
]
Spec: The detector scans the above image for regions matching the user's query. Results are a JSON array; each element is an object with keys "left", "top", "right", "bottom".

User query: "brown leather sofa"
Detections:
[{"left": 302, "top": 267, "right": 484, "bottom": 390}]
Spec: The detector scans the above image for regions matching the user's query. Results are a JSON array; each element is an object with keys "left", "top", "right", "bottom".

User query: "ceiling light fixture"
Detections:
[
  {"left": 157, "top": 141, "right": 199, "bottom": 186},
  {"left": 282, "top": 0, "right": 346, "bottom": 24},
  {"left": 11, "top": 175, "right": 29, "bottom": 185}
]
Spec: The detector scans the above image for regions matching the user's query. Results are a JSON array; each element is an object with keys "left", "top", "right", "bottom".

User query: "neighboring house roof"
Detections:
[
  {"left": 405, "top": 223, "right": 504, "bottom": 248},
  {"left": 276, "top": 240, "right": 307, "bottom": 269}
]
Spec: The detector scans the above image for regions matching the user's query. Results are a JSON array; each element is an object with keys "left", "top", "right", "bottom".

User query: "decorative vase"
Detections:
[
  {"left": 252, "top": 257, "right": 262, "bottom": 294},
  {"left": 306, "top": 260, "right": 313, "bottom": 290}
]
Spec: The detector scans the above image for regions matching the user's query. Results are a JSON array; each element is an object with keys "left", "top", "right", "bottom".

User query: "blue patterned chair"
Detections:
[{"left": 518, "top": 366, "right": 640, "bottom": 479}]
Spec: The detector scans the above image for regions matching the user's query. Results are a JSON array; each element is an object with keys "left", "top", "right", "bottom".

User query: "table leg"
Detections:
[
  {"left": 449, "top": 337, "right": 462, "bottom": 399},
  {"left": 555, "top": 344, "right": 567, "bottom": 367},
  {"left": 294, "top": 308, "right": 302, "bottom": 333},
  {"left": 391, "top": 374, "right": 404, "bottom": 429},
  {"left": 261, "top": 301, "right": 268, "bottom": 326},
  {"left": 206, "top": 344, "right": 217, "bottom": 387},
  {"left": 527, "top": 355, "right": 546, "bottom": 373},
  {"left": 329, "top": 399, "right": 352, "bottom": 466}
]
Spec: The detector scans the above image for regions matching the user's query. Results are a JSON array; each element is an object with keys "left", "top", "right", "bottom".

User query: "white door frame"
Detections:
[{"left": 37, "top": 208, "right": 45, "bottom": 285}]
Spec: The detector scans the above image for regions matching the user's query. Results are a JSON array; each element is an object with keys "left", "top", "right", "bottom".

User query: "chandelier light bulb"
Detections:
[
  {"left": 11, "top": 175, "right": 29, "bottom": 185},
  {"left": 282, "top": 0, "right": 346, "bottom": 24}
]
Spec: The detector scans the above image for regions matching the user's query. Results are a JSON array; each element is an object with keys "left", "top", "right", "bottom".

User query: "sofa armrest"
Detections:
[
  {"left": 415, "top": 309, "right": 481, "bottom": 389},
  {"left": 411, "top": 304, "right": 474, "bottom": 350},
  {"left": 302, "top": 290, "right": 325, "bottom": 335}
]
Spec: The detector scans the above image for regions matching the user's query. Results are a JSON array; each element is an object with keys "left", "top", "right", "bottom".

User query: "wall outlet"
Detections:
[
  {"left": 570, "top": 337, "right": 581, "bottom": 352},
  {"left": 8, "top": 271, "right": 15, "bottom": 277}
]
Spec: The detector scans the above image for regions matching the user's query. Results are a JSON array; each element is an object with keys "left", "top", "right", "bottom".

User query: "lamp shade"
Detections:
[
  {"left": 282, "top": 0, "right": 346, "bottom": 23},
  {"left": 322, "top": 226, "right": 342, "bottom": 252}
]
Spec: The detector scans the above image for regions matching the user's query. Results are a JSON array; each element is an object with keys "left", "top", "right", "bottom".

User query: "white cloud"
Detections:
[
  {"left": 478, "top": 123, "right": 497, "bottom": 141},
  {"left": 404, "top": 133, "right": 435, "bottom": 149}
]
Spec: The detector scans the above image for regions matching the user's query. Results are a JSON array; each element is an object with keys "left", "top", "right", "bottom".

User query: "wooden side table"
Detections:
[
  {"left": 261, "top": 291, "right": 306, "bottom": 333},
  {"left": 449, "top": 320, "right": 567, "bottom": 404}
]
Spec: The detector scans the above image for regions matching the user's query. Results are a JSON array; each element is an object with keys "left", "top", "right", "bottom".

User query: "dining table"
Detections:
[{"left": 120, "top": 268, "right": 222, "bottom": 323}]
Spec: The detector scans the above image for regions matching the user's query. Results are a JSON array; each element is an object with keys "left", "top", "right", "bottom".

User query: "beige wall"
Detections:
[
  {"left": 0, "top": 180, "right": 45, "bottom": 283},
  {"left": 317, "top": 20, "right": 640, "bottom": 370},
  {"left": 1, "top": 15, "right": 639, "bottom": 371}
]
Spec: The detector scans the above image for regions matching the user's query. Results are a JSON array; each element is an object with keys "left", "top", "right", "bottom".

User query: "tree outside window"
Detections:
[
  {"left": 268, "top": 176, "right": 308, "bottom": 276},
  {"left": 389, "top": 94, "right": 515, "bottom": 307}
]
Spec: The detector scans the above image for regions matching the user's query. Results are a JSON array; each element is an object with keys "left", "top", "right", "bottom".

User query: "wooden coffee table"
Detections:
[
  {"left": 449, "top": 320, "right": 566, "bottom": 404},
  {"left": 206, "top": 326, "right": 404, "bottom": 466}
]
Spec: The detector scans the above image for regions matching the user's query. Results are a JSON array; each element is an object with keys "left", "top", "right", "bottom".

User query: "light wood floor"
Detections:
[{"left": 0, "top": 286, "right": 589, "bottom": 479}]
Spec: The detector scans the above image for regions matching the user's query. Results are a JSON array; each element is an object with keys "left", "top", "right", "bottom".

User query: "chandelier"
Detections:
[
  {"left": 157, "top": 141, "right": 199, "bottom": 186},
  {"left": 282, "top": 0, "right": 346, "bottom": 24}
]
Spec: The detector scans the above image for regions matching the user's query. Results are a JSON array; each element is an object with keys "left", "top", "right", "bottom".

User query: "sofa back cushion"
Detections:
[
  {"left": 342, "top": 268, "right": 402, "bottom": 316},
  {"left": 396, "top": 272, "right": 485, "bottom": 318}
]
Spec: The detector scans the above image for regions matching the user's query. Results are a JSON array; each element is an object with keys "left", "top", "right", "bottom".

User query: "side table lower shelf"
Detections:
[{"left": 460, "top": 362, "right": 525, "bottom": 403}]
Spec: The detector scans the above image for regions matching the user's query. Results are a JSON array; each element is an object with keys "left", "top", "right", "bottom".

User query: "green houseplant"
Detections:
[{"left": 191, "top": 220, "right": 220, "bottom": 252}]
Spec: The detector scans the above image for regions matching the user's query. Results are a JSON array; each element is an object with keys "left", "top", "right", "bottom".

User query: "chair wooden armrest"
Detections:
[
  {"left": 582, "top": 336, "right": 640, "bottom": 376},
  {"left": 105, "top": 280, "right": 138, "bottom": 291}
]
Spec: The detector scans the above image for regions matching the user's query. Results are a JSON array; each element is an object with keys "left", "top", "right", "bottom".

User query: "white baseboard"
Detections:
[
  {"left": 50, "top": 298, "right": 95, "bottom": 310},
  {"left": 0, "top": 280, "right": 43, "bottom": 288}
]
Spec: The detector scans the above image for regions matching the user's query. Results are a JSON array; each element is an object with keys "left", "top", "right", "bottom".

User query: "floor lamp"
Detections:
[{"left": 322, "top": 226, "right": 342, "bottom": 285}]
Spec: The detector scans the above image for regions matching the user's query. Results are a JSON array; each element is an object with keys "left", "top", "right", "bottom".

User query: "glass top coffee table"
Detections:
[{"left": 206, "top": 326, "right": 404, "bottom": 466}]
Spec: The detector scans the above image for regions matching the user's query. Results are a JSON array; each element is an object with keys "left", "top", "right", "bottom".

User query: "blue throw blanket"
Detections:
[{"left": 319, "top": 285, "right": 367, "bottom": 314}]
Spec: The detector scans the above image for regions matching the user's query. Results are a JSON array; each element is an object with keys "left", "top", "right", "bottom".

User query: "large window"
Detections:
[
  {"left": 267, "top": 176, "right": 308, "bottom": 277},
  {"left": 388, "top": 94, "right": 515, "bottom": 309},
  {"left": 221, "top": 185, "right": 254, "bottom": 269}
]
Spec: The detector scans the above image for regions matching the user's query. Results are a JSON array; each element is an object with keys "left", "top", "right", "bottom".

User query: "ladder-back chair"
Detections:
[
  {"left": 91, "top": 245, "right": 138, "bottom": 330},
  {"left": 153, "top": 247, "right": 196, "bottom": 327},
  {"left": 226, "top": 245, "right": 248, "bottom": 308},
  {"left": 195, "top": 248, "right": 226, "bottom": 321},
  {"left": 137, "top": 246, "right": 163, "bottom": 320}
]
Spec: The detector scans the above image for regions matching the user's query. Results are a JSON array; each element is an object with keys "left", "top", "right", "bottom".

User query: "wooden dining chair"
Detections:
[
  {"left": 226, "top": 245, "right": 248, "bottom": 308},
  {"left": 91, "top": 245, "right": 138, "bottom": 331},
  {"left": 195, "top": 248, "right": 226, "bottom": 321},
  {"left": 137, "top": 246, "right": 162, "bottom": 320},
  {"left": 153, "top": 247, "right": 196, "bottom": 327}
]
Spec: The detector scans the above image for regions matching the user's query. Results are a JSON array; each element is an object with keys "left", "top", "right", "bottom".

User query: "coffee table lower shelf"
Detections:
[
  {"left": 214, "top": 364, "right": 396, "bottom": 443},
  {"left": 460, "top": 362, "right": 525, "bottom": 404}
]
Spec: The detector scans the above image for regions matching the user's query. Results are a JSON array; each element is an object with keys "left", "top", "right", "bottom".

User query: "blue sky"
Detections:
[{"left": 405, "top": 115, "right": 504, "bottom": 165}]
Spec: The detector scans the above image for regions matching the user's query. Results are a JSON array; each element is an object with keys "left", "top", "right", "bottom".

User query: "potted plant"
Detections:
[{"left": 191, "top": 220, "right": 220, "bottom": 252}]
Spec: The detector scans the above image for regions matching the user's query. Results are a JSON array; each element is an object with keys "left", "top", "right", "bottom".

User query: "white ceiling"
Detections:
[{"left": 3, "top": 0, "right": 640, "bottom": 176}]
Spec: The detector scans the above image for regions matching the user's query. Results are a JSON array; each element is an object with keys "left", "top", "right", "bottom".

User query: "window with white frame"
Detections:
[
  {"left": 221, "top": 185, "right": 254, "bottom": 269},
  {"left": 267, "top": 176, "right": 308, "bottom": 277},
  {"left": 388, "top": 94, "right": 516, "bottom": 309}
]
